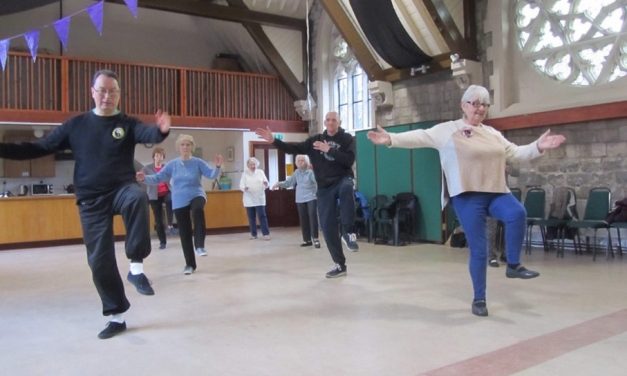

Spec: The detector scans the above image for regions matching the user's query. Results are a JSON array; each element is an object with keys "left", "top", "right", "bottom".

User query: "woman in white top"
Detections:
[{"left": 240, "top": 157, "right": 270, "bottom": 240}]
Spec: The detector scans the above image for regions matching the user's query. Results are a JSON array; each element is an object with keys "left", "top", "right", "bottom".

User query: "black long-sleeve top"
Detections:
[
  {"left": 0, "top": 111, "right": 168, "bottom": 200},
  {"left": 272, "top": 127, "right": 355, "bottom": 189}
]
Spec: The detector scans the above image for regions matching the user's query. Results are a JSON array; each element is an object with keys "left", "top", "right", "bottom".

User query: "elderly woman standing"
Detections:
[
  {"left": 367, "top": 85, "right": 566, "bottom": 317},
  {"left": 142, "top": 147, "right": 174, "bottom": 250},
  {"left": 273, "top": 154, "right": 320, "bottom": 248},
  {"left": 240, "top": 157, "right": 271, "bottom": 240},
  {"left": 137, "top": 134, "right": 223, "bottom": 275}
]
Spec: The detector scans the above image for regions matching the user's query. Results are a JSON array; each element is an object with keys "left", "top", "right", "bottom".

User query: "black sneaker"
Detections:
[
  {"left": 341, "top": 233, "right": 359, "bottom": 252},
  {"left": 98, "top": 321, "right": 127, "bottom": 339},
  {"left": 488, "top": 259, "right": 499, "bottom": 268},
  {"left": 472, "top": 300, "right": 488, "bottom": 317},
  {"left": 127, "top": 272, "right": 155, "bottom": 295},
  {"left": 300, "top": 241, "right": 313, "bottom": 247},
  {"left": 506, "top": 265, "right": 540, "bottom": 279},
  {"left": 159, "top": 243, "right": 166, "bottom": 250},
  {"left": 325, "top": 264, "right": 347, "bottom": 278}
]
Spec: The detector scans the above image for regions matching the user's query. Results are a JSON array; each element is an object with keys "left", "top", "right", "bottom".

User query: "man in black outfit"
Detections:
[
  {"left": 0, "top": 70, "right": 170, "bottom": 339},
  {"left": 256, "top": 111, "right": 358, "bottom": 278}
]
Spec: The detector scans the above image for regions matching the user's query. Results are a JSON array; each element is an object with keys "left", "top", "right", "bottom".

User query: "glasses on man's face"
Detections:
[
  {"left": 93, "top": 88, "right": 120, "bottom": 96},
  {"left": 466, "top": 101, "right": 490, "bottom": 109}
]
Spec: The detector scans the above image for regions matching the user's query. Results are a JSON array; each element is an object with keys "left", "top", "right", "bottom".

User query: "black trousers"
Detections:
[
  {"left": 297, "top": 199, "right": 319, "bottom": 242},
  {"left": 316, "top": 177, "right": 355, "bottom": 267},
  {"left": 78, "top": 183, "right": 151, "bottom": 316},
  {"left": 174, "top": 196, "right": 206, "bottom": 269},
  {"left": 149, "top": 192, "right": 172, "bottom": 245}
]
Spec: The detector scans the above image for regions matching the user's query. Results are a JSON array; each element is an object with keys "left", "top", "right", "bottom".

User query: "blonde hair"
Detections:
[{"left": 175, "top": 134, "right": 195, "bottom": 149}]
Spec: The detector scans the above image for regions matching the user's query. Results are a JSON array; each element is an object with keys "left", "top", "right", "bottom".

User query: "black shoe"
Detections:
[
  {"left": 506, "top": 265, "right": 540, "bottom": 279},
  {"left": 300, "top": 241, "right": 313, "bottom": 247},
  {"left": 98, "top": 321, "right": 126, "bottom": 339},
  {"left": 313, "top": 239, "right": 321, "bottom": 249},
  {"left": 472, "top": 300, "right": 488, "bottom": 317},
  {"left": 325, "top": 264, "right": 347, "bottom": 278},
  {"left": 159, "top": 243, "right": 166, "bottom": 250},
  {"left": 127, "top": 272, "right": 155, "bottom": 295},
  {"left": 489, "top": 259, "right": 499, "bottom": 268},
  {"left": 341, "top": 233, "right": 359, "bottom": 252},
  {"left": 499, "top": 255, "right": 507, "bottom": 263}
]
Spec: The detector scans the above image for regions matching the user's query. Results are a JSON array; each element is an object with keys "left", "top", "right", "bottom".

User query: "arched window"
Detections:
[
  {"left": 332, "top": 38, "right": 371, "bottom": 131},
  {"left": 515, "top": 0, "right": 626, "bottom": 86}
]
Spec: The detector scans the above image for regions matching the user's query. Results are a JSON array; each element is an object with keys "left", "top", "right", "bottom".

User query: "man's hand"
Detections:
[
  {"left": 155, "top": 110, "right": 171, "bottom": 133},
  {"left": 313, "top": 140, "right": 331, "bottom": 153},
  {"left": 255, "top": 127, "right": 274, "bottom": 143}
]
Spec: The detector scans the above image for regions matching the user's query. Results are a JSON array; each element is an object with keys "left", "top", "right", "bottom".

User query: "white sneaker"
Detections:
[
  {"left": 194, "top": 248, "right": 207, "bottom": 256},
  {"left": 263, "top": 235, "right": 271, "bottom": 241},
  {"left": 183, "top": 266, "right": 194, "bottom": 275},
  {"left": 249, "top": 235, "right": 257, "bottom": 240}
]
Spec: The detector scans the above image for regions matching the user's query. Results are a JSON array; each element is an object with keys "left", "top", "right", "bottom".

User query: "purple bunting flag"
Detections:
[
  {"left": 53, "top": 17, "right": 71, "bottom": 51},
  {"left": 0, "top": 39, "right": 9, "bottom": 71},
  {"left": 87, "top": 0, "right": 105, "bottom": 36},
  {"left": 24, "top": 30, "right": 40, "bottom": 62},
  {"left": 124, "top": 0, "right": 138, "bottom": 18}
]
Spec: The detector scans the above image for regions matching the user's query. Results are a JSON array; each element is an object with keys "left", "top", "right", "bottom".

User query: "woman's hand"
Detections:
[
  {"left": 272, "top": 182, "right": 280, "bottom": 190},
  {"left": 536, "top": 130, "right": 566, "bottom": 152},
  {"left": 367, "top": 125, "right": 392, "bottom": 146},
  {"left": 255, "top": 126, "right": 274, "bottom": 143}
]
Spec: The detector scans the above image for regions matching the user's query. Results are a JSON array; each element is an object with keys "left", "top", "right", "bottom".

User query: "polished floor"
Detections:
[{"left": 1, "top": 227, "right": 626, "bottom": 376}]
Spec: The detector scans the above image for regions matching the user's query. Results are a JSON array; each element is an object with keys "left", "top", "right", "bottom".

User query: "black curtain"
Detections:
[{"left": 349, "top": 0, "right": 431, "bottom": 69}]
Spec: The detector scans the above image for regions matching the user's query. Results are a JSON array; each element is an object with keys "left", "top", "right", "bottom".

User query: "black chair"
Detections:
[
  {"left": 369, "top": 194, "right": 391, "bottom": 243},
  {"left": 536, "top": 187, "right": 579, "bottom": 257},
  {"left": 523, "top": 187, "right": 546, "bottom": 254},
  {"left": 510, "top": 187, "right": 522, "bottom": 202},
  {"left": 567, "top": 187, "right": 613, "bottom": 261},
  {"left": 353, "top": 191, "right": 371, "bottom": 240},
  {"left": 373, "top": 192, "right": 418, "bottom": 246}
]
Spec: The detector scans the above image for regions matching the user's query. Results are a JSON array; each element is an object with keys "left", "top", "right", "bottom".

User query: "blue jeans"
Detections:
[
  {"left": 451, "top": 192, "right": 526, "bottom": 301},
  {"left": 246, "top": 206, "right": 270, "bottom": 237}
]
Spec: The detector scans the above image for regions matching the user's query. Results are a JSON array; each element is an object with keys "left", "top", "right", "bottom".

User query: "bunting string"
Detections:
[{"left": 0, "top": 0, "right": 139, "bottom": 71}]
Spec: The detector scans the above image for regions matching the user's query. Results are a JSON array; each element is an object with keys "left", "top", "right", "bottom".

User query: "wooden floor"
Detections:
[{"left": 1, "top": 227, "right": 626, "bottom": 376}]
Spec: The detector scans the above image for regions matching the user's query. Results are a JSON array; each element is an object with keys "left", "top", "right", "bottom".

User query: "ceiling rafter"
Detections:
[
  {"left": 109, "top": 0, "right": 306, "bottom": 31},
  {"left": 225, "top": 0, "right": 306, "bottom": 100},
  {"left": 420, "top": 0, "right": 475, "bottom": 59}
]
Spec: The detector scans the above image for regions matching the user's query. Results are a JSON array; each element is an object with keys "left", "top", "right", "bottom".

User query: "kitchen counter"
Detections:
[{"left": 0, "top": 190, "right": 249, "bottom": 249}]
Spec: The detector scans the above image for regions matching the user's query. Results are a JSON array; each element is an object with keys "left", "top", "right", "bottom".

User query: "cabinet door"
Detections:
[
  {"left": 3, "top": 134, "right": 31, "bottom": 177},
  {"left": 30, "top": 154, "right": 55, "bottom": 177}
]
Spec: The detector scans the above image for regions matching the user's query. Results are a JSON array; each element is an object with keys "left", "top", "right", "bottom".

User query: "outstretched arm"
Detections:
[
  {"left": 155, "top": 110, "right": 171, "bottom": 134},
  {"left": 255, "top": 126, "right": 274, "bottom": 143}
]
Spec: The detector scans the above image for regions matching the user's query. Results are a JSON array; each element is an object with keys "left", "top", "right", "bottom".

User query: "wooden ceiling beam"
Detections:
[
  {"left": 420, "top": 0, "right": 475, "bottom": 59},
  {"left": 226, "top": 0, "right": 306, "bottom": 100},
  {"left": 109, "top": 0, "right": 306, "bottom": 31}
]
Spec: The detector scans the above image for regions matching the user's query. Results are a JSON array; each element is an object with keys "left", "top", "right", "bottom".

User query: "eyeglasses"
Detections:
[
  {"left": 93, "top": 88, "right": 120, "bottom": 96},
  {"left": 466, "top": 101, "right": 490, "bottom": 109}
]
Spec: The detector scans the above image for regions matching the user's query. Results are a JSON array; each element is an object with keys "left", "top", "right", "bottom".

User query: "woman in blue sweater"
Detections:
[
  {"left": 273, "top": 155, "right": 320, "bottom": 248},
  {"left": 138, "top": 134, "right": 223, "bottom": 275}
]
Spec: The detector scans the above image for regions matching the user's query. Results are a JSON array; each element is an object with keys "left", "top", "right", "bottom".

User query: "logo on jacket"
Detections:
[{"left": 112, "top": 127, "right": 126, "bottom": 140}]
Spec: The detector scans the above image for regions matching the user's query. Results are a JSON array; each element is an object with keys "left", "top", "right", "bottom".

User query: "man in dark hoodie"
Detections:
[
  {"left": 256, "top": 111, "right": 358, "bottom": 278},
  {"left": 0, "top": 69, "right": 170, "bottom": 339}
]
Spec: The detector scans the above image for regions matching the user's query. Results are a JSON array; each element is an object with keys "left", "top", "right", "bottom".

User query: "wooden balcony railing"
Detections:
[{"left": 0, "top": 52, "right": 306, "bottom": 132}]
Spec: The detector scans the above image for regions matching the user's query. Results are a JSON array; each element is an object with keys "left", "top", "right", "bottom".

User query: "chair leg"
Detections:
[
  {"left": 393, "top": 218, "right": 400, "bottom": 246},
  {"left": 616, "top": 227, "right": 623, "bottom": 257}
]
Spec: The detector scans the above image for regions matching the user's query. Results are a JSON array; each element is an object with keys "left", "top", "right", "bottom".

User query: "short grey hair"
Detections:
[
  {"left": 461, "top": 85, "right": 490, "bottom": 105},
  {"left": 247, "top": 157, "right": 260, "bottom": 168},
  {"left": 295, "top": 154, "right": 310, "bottom": 168}
]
